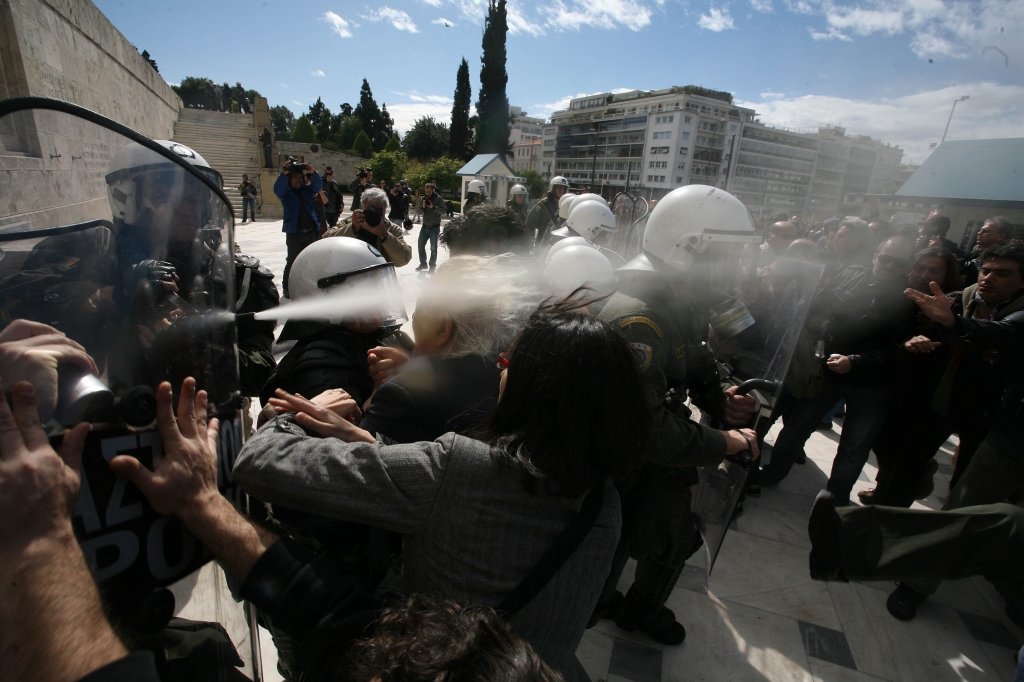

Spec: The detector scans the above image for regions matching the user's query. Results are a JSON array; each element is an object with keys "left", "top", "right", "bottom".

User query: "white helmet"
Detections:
[
  {"left": 106, "top": 141, "right": 223, "bottom": 226},
  {"left": 287, "top": 238, "right": 407, "bottom": 328},
  {"left": 568, "top": 193, "right": 605, "bottom": 214},
  {"left": 543, "top": 245, "right": 618, "bottom": 299},
  {"left": 549, "top": 175, "right": 570, "bottom": 191},
  {"left": 509, "top": 183, "right": 528, "bottom": 197},
  {"left": 544, "top": 236, "right": 595, "bottom": 266},
  {"left": 637, "top": 185, "right": 760, "bottom": 272},
  {"left": 565, "top": 201, "right": 618, "bottom": 242},
  {"left": 466, "top": 179, "right": 488, "bottom": 199},
  {"left": 558, "top": 192, "right": 577, "bottom": 220}
]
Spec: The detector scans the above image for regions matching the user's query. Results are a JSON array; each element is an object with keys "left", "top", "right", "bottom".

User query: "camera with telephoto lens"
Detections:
[
  {"left": 357, "top": 167, "right": 371, "bottom": 179},
  {"left": 285, "top": 156, "right": 304, "bottom": 174},
  {"left": 362, "top": 206, "right": 383, "bottom": 227}
]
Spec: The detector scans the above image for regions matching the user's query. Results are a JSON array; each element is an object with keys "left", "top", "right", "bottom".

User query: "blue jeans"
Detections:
[
  {"left": 263, "top": 145, "right": 273, "bottom": 168},
  {"left": 418, "top": 224, "right": 440, "bottom": 268},
  {"left": 761, "top": 376, "right": 890, "bottom": 505},
  {"left": 242, "top": 198, "right": 255, "bottom": 221}
]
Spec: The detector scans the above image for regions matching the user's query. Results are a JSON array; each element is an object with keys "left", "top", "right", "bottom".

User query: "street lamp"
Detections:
[{"left": 940, "top": 95, "right": 969, "bottom": 144}]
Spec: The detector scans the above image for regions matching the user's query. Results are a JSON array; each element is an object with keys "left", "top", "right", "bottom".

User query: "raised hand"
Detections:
[
  {"left": 268, "top": 389, "right": 374, "bottom": 443},
  {"left": 905, "top": 281, "right": 956, "bottom": 329}
]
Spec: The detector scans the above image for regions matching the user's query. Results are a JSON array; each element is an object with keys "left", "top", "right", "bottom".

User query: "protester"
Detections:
[
  {"left": 962, "top": 216, "right": 1013, "bottom": 284},
  {"left": 236, "top": 298, "right": 653, "bottom": 681},
  {"left": 274, "top": 159, "right": 322, "bottom": 298},
  {"left": 259, "top": 127, "right": 273, "bottom": 168},
  {"left": 764, "top": 220, "right": 798, "bottom": 256},
  {"left": 323, "top": 187, "right": 412, "bottom": 266},
  {"left": 348, "top": 167, "right": 372, "bottom": 211},
  {"left": 388, "top": 182, "right": 409, "bottom": 228},
  {"left": 439, "top": 205, "right": 530, "bottom": 257},
  {"left": 917, "top": 215, "right": 966, "bottom": 260},
  {"left": 237, "top": 173, "right": 258, "bottom": 224},
  {"left": 755, "top": 236, "right": 918, "bottom": 504}
]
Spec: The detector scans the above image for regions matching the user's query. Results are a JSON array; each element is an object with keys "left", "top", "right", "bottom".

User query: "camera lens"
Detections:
[{"left": 363, "top": 207, "right": 382, "bottom": 227}]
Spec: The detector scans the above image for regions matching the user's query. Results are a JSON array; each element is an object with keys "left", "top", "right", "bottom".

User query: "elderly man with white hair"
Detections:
[{"left": 324, "top": 186, "right": 412, "bottom": 266}]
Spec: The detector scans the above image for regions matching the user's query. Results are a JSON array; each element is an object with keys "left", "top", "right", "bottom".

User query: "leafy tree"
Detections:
[
  {"left": 292, "top": 115, "right": 315, "bottom": 143},
  {"left": 474, "top": 0, "right": 510, "bottom": 156},
  {"left": 340, "top": 103, "right": 353, "bottom": 117},
  {"left": 270, "top": 105, "right": 295, "bottom": 140},
  {"left": 377, "top": 105, "right": 396, "bottom": 151},
  {"left": 449, "top": 59, "right": 472, "bottom": 160},
  {"left": 353, "top": 130, "right": 373, "bottom": 158},
  {"left": 370, "top": 150, "right": 408, "bottom": 187},
  {"left": 354, "top": 80, "right": 395, "bottom": 151},
  {"left": 173, "top": 77, "right": 214, "bottom": 109},
  {"left": 521, "top": 169, "right": 546, "bottom": 199},
  {"left": 384, "top": 134, "right": 402, "bottom": 153},
  {"left": 140, "top": 50, "right": 158, "bottom": 73},
  {"left": 404, "top": 159, "right": 430, "bottom": 191},
  {"left": 426, "top": 156, "right": 463, "bottom": 192},
  {"left": 404, "top": 116, "right": 450, "bottom": 161},
  {"left": 337, "top": 116, "right": 364, "bottom": 152}
]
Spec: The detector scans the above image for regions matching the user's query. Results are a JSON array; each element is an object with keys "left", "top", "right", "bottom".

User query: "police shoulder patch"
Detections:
[
  {"left": 629, "top": 342, "right": 654, "bottom": 371},
  {"left": 618, "top": 315, "right": 664, "bottom": 338}
]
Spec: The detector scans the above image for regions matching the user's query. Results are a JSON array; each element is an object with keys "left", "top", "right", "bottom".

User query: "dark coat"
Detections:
[{"left": 361, "top": 353, "right": 500, "bottom": 443}]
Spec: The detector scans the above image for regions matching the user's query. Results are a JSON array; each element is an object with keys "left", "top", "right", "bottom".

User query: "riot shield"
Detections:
[
  {"left": 692, "top": 253, "right": 825, "bottom": 574},
  {"left": 610, "top": 192, "right": 649, "bottom": 259},
  {"left": 0, "top": 98, "right": 258, "bottom": 678}
]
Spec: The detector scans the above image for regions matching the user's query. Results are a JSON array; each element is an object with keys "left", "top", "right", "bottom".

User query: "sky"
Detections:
[{"left": 96, "top": 0, "right": 1024, "bottom": 163}]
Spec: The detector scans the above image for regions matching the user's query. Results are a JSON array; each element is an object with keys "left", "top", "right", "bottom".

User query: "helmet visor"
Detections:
[{"left": 317, "top": 262, "right": 409, "bottom": 329}]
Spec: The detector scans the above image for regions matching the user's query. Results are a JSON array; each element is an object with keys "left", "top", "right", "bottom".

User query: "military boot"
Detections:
[{"left": 614, "top": 588, "right": 687, "bottom": 645}]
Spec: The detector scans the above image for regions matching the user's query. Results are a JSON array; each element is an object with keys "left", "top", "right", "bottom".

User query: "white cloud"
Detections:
[
  {"left": 364, "top": 7, "right": 420, "bottom": 32},
  {"left": 549, "top": 0, "right": 653, "bottom": 31},
  {"left": 279, "top": 83, "right": 290, "bottom": 88},
  {"left": 749, "top": 0, "right": 773, "bottom": 12},
  {"left": 310, "top": 69, "right": 326, "bottom": 77},
  {"left": 394, "top": 90, "right": 453, "bottom": 104},
  {"left": 790, "top": 0, "right": 1023, "bottom": 70},
  {"left": 291, "top": 100, "right": 304, "bottom": 107},
  {"left": 698, "top": 6, "right": 736, "bottom": 31},
  {"left": 431, "top": 17, "right": 455, "bottom": 25},
  {"left": 760, "top": 90, "right": 786, "bottom": 99},
  {"left": 421, "top": 0, "right": 445, "bottom": 6},
  {"left": 321, "top": 11, "right": 352, "bottom": 38},
  {"left": 508, "top": 2, "right": 546, "bottom": 35},
  {"left": 737, "top": 81, "right": 1024, "bottom": 163}
]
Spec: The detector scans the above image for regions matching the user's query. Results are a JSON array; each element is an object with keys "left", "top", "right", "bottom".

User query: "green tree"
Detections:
[
  {"left": 449, "top": 59, "right": 472, "bottom": 160},
  {"left": 426, "top": 156, "right": 463, "bottom": 192},
  {"left": 307, "top": 98, "right": 330, "bottom": 139},
  {"left": 474, "top": 0, "right": 510, "bottom": 156},
  {"left": 173, "top": 77, "right": 213, "bottom": 109},
  {"left": 384, "top": 134, "right": 402, "bottom": 152},
  {"left": 140, "top": 50, "right": 158, "bottom": 73},
  {"left": 521, "top": 169, "right": 546, "bottom": 199},
  {"left": 353, "top": 130, "right": 373, "bottom": 158},
  {"left": 404, "top": 159, "right": 431, "bottom": 191},
  {"left": 404, "top": 116, "right": 450, "bottom": 161},
  {"left": 370, "top": 150, "right": 408, "bottom": 187},
  {"left": 270, "top": 105, "right": 295, "bottom": 140},
  {"left": 378, "top": 105, "right": 396, "bottom": 151},
  {"left": 292, "top": 115, "right": 315, "bottom": 143},
  {"left": 354, "top": 80, "right": 396, "bottom": 152},
  {"left": 338, "top": 116, "right": 364, "bottom": 152}
]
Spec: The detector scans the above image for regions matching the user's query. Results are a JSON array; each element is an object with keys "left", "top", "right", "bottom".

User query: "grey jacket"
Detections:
[
  {"left": 420, "top": 191, "right": 447, "bottom": 229},
  {"left": 234, "top": 416, "right": 620, "bottom": 681}
]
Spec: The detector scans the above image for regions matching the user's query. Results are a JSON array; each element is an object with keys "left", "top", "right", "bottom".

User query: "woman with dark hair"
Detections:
[{"left": 235, "top": 298, "right": 652, "bottom": 682}]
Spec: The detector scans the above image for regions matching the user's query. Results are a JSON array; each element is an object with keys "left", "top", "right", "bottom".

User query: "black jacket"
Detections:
[
  {"left": 815, "top": 265, "right": 918, "bottom": 387},
  {"left": 361, "top": 353, "right": 500, "bottom": 443}
]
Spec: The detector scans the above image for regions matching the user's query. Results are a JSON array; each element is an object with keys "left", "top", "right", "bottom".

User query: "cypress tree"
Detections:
[
  {"left": 449, "top": 58, "right": 472, "bottom": 160},
  {"left": 354, "top": 79, "right": 384, "bottom": 147},
  {"left": 292, "top": 115, "right": 315, "bottom": 143},
  {"left": 384, "top": 134, "right": 401, "bottom": 152},
  {"left": 474, "top": 0, "right": 509, "bottom": 156},
  {"left": 353, "top": 130, "right": 373, "bottom": 158}
]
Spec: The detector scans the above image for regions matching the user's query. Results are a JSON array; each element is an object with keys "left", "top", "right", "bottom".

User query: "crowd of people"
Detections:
[{"left": 2, "top": 137, "right": 1023, "bottom": 682}]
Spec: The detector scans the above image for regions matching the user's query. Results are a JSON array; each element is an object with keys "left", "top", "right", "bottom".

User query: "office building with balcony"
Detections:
[
  {"left": 542, "top": 86, "right": 755, "bottom": 199},
  {"left": 730, "top": 121, "right": 819, "bottom": 216}
]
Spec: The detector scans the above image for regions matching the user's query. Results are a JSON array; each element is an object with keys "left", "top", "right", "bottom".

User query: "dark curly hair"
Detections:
[
  {"left": 477, "top": 295, "right": 651, "bottom": 498},
  {"left": 979, "top": 243, "right": 1024, "bottom": 277},
  {"left": 345, "top": 595, "right": 564, "bottom": 682}
]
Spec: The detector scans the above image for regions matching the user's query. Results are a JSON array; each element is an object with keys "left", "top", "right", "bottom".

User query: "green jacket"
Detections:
[
  {"left": 525, "top": 196, "right": 560, "bottom": 246},
  {"left": 599, "top": 281, "right": 728, "bottom": 471}
]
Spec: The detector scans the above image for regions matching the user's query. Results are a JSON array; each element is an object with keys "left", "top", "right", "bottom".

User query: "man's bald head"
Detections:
[{"left": 766, "top": 221, "right": 798, "bottom": 254}]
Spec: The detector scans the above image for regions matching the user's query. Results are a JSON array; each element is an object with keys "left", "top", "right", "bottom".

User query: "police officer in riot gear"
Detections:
[
  {"left": 548, "top": 201, "right": 627, "bottom": 268},
  {"left": 462, "top": 178, "right": 488, "bottom": 214},
  {"left": 525, "top": 175, "right": 570, "bottom": 247},
  {"left": 592, "top": 185, "right": 761, "bottom": 644},
  {"left": 507, "top": 183, "right": 529, "bottom": 225}
]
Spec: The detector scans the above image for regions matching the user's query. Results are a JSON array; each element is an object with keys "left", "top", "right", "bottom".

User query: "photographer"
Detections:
[
  {"left": 416, "top": 182, "right": 446, "bottom": 272},
  {"left": 321, "top": 166, "right": 345, "bottom": 228},
  {"left": 388, "top": 182, "right": 409, "bottom": 228},
  {"left": 274, "top": 158, "right": 322, "bottom": 298},
  {"left": 323, "top": 187, "right": 412, "bottom": 266},
  {"left": 348, "top": 167, "right": 372, "bottom": 212}
]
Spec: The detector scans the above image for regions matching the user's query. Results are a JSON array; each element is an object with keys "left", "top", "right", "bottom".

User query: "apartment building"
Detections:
[
  {"left": 730, "top": 122, "right": 819, "bottom": 215},
  {"left": 509, "top": 106, "right": 544, "bottom": 145},
  {"left": 511, "top": 138, "right": 541, "bottom": 174},
  {"left": 541, "top": 86, "right": 755, "bottom": 199}
]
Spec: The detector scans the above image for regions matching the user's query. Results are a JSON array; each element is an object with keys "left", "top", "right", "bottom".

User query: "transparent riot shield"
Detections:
[
  {"left": 610, "top": 192, "right": 649, "bottom": 260},
  {"left": 0, "top": 98, "right": 259, "bottom": 678},
  {"left": 692, "top": 253, "right": 825, "bottom": 574}
]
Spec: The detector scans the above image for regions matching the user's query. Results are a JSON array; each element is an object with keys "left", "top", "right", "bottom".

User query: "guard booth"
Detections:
[{"left": 456, "top": 154, "right": 525, "bottom": 213}]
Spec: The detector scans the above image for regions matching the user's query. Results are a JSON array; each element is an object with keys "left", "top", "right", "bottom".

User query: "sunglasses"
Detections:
[
  {"left": 877, "top": 254, "right": 911, "bottom": 268},
  {"left": 496, "top": 351, "right": 510, "bottom": 370}
]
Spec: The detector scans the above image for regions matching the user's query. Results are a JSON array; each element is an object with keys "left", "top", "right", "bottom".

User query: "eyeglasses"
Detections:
[
  {"left": 496, "top": 351, "right": 510, "bottom": 370},
  {"left": 877, "top": 254, "right": 911, "bottom": 268}
]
